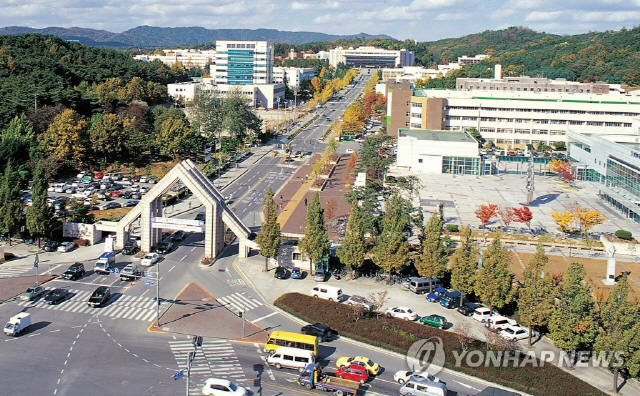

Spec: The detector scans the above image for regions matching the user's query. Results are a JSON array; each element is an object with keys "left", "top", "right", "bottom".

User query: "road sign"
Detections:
[
  {"left": 114, "top": 268, "right": 120, "bottom": 274},
  {"left": 110, "top": 268, "right": 115, "bottom": 275},
  {"left": 173, "top": 371, "right": 184, "bottom": 381},
  {"left": 145, "top": 279, "right": 155, "bottom": 286}
]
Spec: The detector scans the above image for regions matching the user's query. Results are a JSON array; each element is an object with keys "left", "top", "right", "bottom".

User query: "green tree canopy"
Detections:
[
  {"left": 450, "top": 225, "right": 477, "bottom": 307},
  {"left": 255, "top": 188, "right": 281, "bottom": 272},
  {"left": 299, "top": 193, "right": 330, "bottom": 274},
  {"left": 474, "top": 233, "right": 514, "bottom": 311},
  {"left": 337, "top": 201, "right": 366, "bottom": 271}
]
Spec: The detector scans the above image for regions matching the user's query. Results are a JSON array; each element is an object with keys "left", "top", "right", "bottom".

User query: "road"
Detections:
[{"left": 1, "top": 70, "right": 492, "bottom": 395}]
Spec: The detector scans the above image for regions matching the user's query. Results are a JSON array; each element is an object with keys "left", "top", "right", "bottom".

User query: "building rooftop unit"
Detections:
[{"left": 398, "top": 129, "right": 477, "bottom": 143}]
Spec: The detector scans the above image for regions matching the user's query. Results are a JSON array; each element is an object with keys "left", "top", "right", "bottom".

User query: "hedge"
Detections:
[
  {"left": 275, "top": 293, "right": 604, "bottom": 396},
  {"left": 615, "top": 230, "right": 633, "bottom": 240},
  {"left": 445, "top": 224, "right": 459, "bottom": 233}
]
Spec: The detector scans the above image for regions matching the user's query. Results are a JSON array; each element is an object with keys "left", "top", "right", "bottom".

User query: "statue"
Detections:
[{"left": 608, "top": 245, "right": 616, "bottom": 259}]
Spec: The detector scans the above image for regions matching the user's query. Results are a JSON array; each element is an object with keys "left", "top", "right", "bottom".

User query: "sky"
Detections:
[{"left": 2, "top": 0, "right": 640, "bottom": 41}]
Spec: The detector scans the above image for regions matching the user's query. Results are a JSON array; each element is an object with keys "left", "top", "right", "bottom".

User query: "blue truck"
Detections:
[{"left": 94, "top": 251, "right": 116, "bottom": 274}]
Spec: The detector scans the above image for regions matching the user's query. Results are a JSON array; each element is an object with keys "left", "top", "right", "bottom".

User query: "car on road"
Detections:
[
  {"left": 345, "top": 148, "right": 354, "bottom": 154},
  {"left": 20, "top": 285, "right": 45, "bottom": 301},
  {"left": 313, "top": 269, "right": 327, "bottom": 282},
  {"left": 344, "top": 295, "right": 373, "bottom": 311},
  {"left": 61, "top": 262, "right": 85, "bottom": 280},
  {"left": 419, "top": 314, "right": 449, "bottom": 329},
  {"left": 202, "top": 378, "right": 248, "bottom": 395},
  {"left": 44, "top": 288, "right": 69, "bottom": 305},
  {"left": 290, "top": 267, "right": 303, "bottom": 279},
  {"left": 88, "top": 286, "right": 111, "bottom": 307},
  {"left": 43, "top": 240, "right": 59, "bottom": 252},
  {"left": 57, "top": 241, "right": 76, "bottom": 252},
  {"left": 456, "top": 303, "right": 476, "bottom": 316},
  {"left": 274, "top": 266, "right": 288, "bottom": 279},
  {"left": 301, "top": 323, "right": 336, "bottom": 342},
  {"left": 393, "top": 370, "right": 442, "bottom": 385},
  {"left": 141, "top": 252, "right": 160, "bottom": 266},
  {"left": 498, "top": 325, "right": 531, "bottom": 342},
  {"left": 336, "top": 363, "right": 368, "bottom": 384},
  {"left": 122, "top": 242, "right": 139, "bottom": 255},
  {"left": 194, "top": 212, "right": 205, "bottom": 221},
  {"left": 171, "top": 230, "right": 186, "bottom": 241},
  {"left": 120, "top": 264, "right": 141, "bottom": 281},
  {"left": 385, "top": 307, "right": 419, "bottom": 321},
  {"left": 336, "top": 356, "right": 380, "bottom": 375},
  {"left": 156, "top": 242, "right": 174, "bottom": 254}
]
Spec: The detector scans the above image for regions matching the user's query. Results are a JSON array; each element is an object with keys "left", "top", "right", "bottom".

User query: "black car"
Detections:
[
  {"left": 171, "top": 230, "right": 186, "bottom": 241},
  {"left": 157, "top": 241, "right": 174, "bottom": 254},
  {"left": 61, "top": 262, "right": 85, "bottom": 280},
  {"left": 122, "top": 242, "right": 139, "bottom": 255},
  {"left": 43, "top": 240, "right": 59, "bottom": 252},
  {"left": 301, "top": 323, "right": 336, "bottom": 342},
  {"left": 44, "top": 288, "right": 69, "bottom": 305},
  {"left": 274, "top": 266, "right": 288, "bottom": 279},
  {"left": 121, "top": 191, "right": 132, "bottom": 199},
  {"left": 457, "top": 303, "right": 475, "bottom": 316},
  {"left": 88, "top": 286, "right": 111, "bottom": 307},
  {"left": 194, "top": 212, "right": 205, "bottom": 221}
]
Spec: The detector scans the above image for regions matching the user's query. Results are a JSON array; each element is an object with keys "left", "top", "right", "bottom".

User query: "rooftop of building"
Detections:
[{"left": 399, "top": 129, "right": 477, "bottom": 143}]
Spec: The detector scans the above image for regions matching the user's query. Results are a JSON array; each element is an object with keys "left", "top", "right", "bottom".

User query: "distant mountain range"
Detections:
[{"left": 0, "top": 25, "right": 393, "bottom": 47}]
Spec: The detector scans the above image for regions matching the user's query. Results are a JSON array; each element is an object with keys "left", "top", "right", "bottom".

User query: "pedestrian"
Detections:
[
  {"left": 188, "top": 201, "right": 192, "bottom": 210},
  {"left": 279, "top": 203, "right": 283, "bottom": 211},
  {"left": 304, "top": 197, "right": 307, "bottom": 206},
  {"left": 280, "top": 194, "right": 283, "bottom": 203}
]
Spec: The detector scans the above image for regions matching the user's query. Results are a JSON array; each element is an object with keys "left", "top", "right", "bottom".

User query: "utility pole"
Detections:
[
  {"left": 33, "top": 94, "right": 38, "bottom": 110},
  {"left": 293, "top": 87, "right": 298, "bottom": 124},
  {"left": 156, "top": 259, "right": 161, "bottom": 327},
  {"left": 526, "top": 150, "right": 535, "bottom": 205}
]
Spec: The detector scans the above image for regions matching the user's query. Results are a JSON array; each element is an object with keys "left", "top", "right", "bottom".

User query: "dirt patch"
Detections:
[
  {"left": 0, "top": 275, "right": 56, "bottom": 301},
  {"left": 89, "top": 207, "right": 134, "bottom": 221}
]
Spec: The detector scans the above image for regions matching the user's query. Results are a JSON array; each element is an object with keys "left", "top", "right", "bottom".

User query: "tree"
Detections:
[
  {"left": 594, "top": 276, "right": 639, "bottom": 391},
  {"left": 26, "top": 160, "right": 55, "bottom": 243},
  {"left": 39, "top": 109, "right": 88, "bottom": 166},
  {"left": 573, "top": 206, "right": 606, "bottom": 235},
  {"left": 474, "top": 233, "right": 514, "bottom": 312},
  {"left": 155, "top": 116, "right": 202, "bottom": 161},
  {"left": 191, "top": 93, "right": 222, "bottom": 141},
  {"left": 551, "top": 210, "right": 574, "bottom": 233},
  {"left": 549, "top": 159, "right": 574, "bottom": 182},
  {"left": 373, "top": 229, "right": 409, "bottom": 276},
  {"left": 498, "top": 206, "right": 515, "bottom": 229},
  {"left": 221, "top": 93, "right": 262, "bottom": 143},
  {"left": 337, "top": 202, "right": 366, "bottom": 272},
  {"left": 416, "top": 211, "right": 446, "bottom": 293},
  {"left": 518, "top": 245, "right": 556, "bottom": 346},
  {"left": 450, "top": 225, "right": 477, "bottom": 307},
  {"left": 299, "top": 193, "right": 330, "bottom": 275},
  {"left": 0, "top": 163, "right": 23, "bottom": 242},
  {"left": 325, "top": 199, "right": 337, "bottom": 220},
  {"left": 468, "top": 128, "right": 485, "bottom": 148},
  {"left": 311, "top": 77, "right": 323, "bottom": 93},
  {"left": 548, "top": 263, "right": 597, "bottom": 365},
  {"left": 513, "top": 206, "right": 533, "bottom": 231},
  {"left": 89, "top": 113, "right": 128, "bottom": 163},
  {"left": 0, "top": 115, "right": 35, "bottom": 169},
  {"left": 475, "top": 203, "right": 498, "bottom": 229},
  {"left": 255, "top": 188, "right": 281, "bottom": 272}
]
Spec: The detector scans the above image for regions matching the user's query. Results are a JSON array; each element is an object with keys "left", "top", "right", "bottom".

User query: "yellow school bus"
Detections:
[{"left": 265, "top": 331, "right": 318, "bottom": 356}]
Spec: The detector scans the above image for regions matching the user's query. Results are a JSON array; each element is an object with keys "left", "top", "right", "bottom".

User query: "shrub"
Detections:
[
  {"left": 73, "top": 238, "right": 89, "bottom": 247},
  {"left": 3, "top": 252, "right": 16, "bottom": 260},
  {"left": 200, "top": 257, "right": 212, "bottom": 265},
  {"left": 386, "top": 175, "right": 396, "bottom": 183},
  {"left": 275, "top": 293, "right": 604, "bottom": 396},
  {"left": 615, "top": 230, "right": 633, "bottom": 240},
  {"left": 445, "top": 224, "right": 459, "bottom": 233},
  {"left": 397, "top": 176, "right": 407, "bottom": 183}
]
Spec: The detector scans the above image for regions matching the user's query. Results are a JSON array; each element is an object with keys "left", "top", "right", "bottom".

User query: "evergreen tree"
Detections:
[
  {"left": 450, "top": 225, "right": 477, "bottom": 307},
  {"left": 0, "top": 163, "right": 23, "bottom": 243},
  {"left": 255, "top": 188, "right": 281, "bottom": 272},
  {"left": 415, "top": 211, "right": 446, "bottom": 293},
  {"left": 548, "top": 263, "right": 597, "bottom": 365},
  {"left": 594, "top": 276, "right": 639, "bottom": 390},
  {"left": 337, "top": 201, "right": 366, "bottom": 272},
  {"left": 474, "top": 232, "right": 514, "bottom": 312},
  {"left": 373, "top": 230, "right": 409, "bottom": 276},
  {"left": 299, "top": 193, "right": 330, "bottom": 275},
  {"left": 26, "top": 160, "right": 55, "bottom": 243},
  {"left": 518, "top": 245, "right": 557, "bottom": 346}
]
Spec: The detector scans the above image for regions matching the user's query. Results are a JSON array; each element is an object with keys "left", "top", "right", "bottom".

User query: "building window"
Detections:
[{"left": 418, "top": 159, "right": 423, "bottom": 163}]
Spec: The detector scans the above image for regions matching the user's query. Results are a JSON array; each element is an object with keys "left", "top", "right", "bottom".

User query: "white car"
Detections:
[
  {"left": 498, "top": 325, "right": 531, "bottom": 342},
  {"left": 139, "top": 187, "right": 149, "bottom": 194},
  {"left": 140, "top": 253, "right": 159, "bottom": 266},
  {"left": 394, "top": 370, "right": 442, "bottom": 385},
  {"left": 57, "top": 241, "right": 76, "bottom": 252},
  {"left": 385, "top": 307, "right": 419, "bottom": 321},
  {"left": 202, "top": 378, "right": 248, "bottom": 395},
  {"left": 472, "top": 307, "right": 492, "bottom": 323},
  {"left": 487, "top": 315, "right": 519, "bottom": 331},
  {"left": 139, "top": 176, "right": 149, "bottom": 183},
  {"left": 345, "top": 148, "right": 354, "bottom": 154}
]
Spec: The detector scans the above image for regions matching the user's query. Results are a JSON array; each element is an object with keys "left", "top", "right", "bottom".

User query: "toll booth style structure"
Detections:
[{"left": 97, "top": 159, "right": 254, "bottom": 261}]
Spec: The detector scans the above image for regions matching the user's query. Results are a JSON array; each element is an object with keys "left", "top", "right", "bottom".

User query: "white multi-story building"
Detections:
[
  {"left": 272, "top": 67, "right": 314, "bottom": 88},
  {"left": 134, "top": 49, "right": 216, "bottom": 69},
  {"left": 382, "top": 64, "right": 462, "bottom": 83},
  {"left": 328, "top": 46, "right": 414, "bottom": 68},
  {"left": 304, "top": 51, "right": 330, "bottom": 61},
  {"left": 167, "top": 79, "right": 285, "bottom": 109},
  {"left": 457, "top": 54, "right": 490, "bottom": 65},
  {"left": 213, "top": 40, "right": 273, "bottom": 85}
]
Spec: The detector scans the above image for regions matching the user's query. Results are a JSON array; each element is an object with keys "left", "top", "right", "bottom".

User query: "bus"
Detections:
[{"left": 265, "top": 331, "right": 318, "bottom": 356}]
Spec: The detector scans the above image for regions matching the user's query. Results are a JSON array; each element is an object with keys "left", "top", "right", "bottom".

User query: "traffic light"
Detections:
[{"left": 192, "top": 335, "right": 203, "bottom": 348}]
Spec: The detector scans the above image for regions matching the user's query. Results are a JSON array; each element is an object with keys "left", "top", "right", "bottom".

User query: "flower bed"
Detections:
[
  {"left": 309, "top": 179, "right": 327, "bottom": 192},
  {"left": 275, "top": 293, "right": 604, "bottom": 396}
]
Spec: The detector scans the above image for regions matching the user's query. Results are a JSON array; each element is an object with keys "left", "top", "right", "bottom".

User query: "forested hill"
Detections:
[
  {"left": 0, "top": 34, "right": 189, "bottom": 127},
  {"left": 0, "top": 25, "right": 392, "bottom": 47}
]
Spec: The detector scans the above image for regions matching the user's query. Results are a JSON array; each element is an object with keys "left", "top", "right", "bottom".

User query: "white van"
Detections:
[
  {"left": 409, "top": 278, "right": 443, "bottom": 294},
  {"left": 473, "top": 307, "right": 492, "bottom": 323},
  {"left": 399, "top": 378, "right": 447, "bottom": 396},
  {"left": 310, "top": 284, "right": 343, "bottom": 301},
  {"left": 266, "top": 347, "right": 315, "bottom": 372}
]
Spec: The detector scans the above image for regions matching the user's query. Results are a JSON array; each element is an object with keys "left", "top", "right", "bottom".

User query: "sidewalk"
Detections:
[{"left": 235, "top": 254, "right": 640, "bottom": 395}]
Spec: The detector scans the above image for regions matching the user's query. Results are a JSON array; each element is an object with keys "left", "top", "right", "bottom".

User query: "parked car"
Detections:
[
  {"left": 439, "top": 290, "right": 462, "bottom": 309},
  {"left": 61, "top": 262, "right": 85, "bottom": 280},
  {"left": 344, "top": 295, "right": 373, "bottom": 311},
  {"left": 425, "top": 287, "right": 447, "bottom": 303},
  {"left": 194, "top": 212, "right": 205, "bottom": 221},
  {"left": 313, "top": 269, "right": 327, "bottom": 282},
  {"left": 310, "top": 284, "right": 344, "bottom": 301},
  {"left": 122, "top": 199, "right": 139, "bottom": 207},
  {"left": 473, "top": 307, "right": 492, "bottom": 323},
  {"left": 44, "top": 288, "right": 69, "bottom": 305},
  {"left": 488, "top": 316, "right": 519, "bottom": 331},
  {"left": 20, "top": 285, "right": 45, "bottom": 301},
  {"left": 88, "top": 286, "right": 111, "bottom": 307},
  {"left": 290, "top": 267, "right": 303, "bottom": 279},
  {"left": 419, "top": 314, "right": 449, "bottom": 329},
  {"left": 385, "top": 307, "right": 419, "bottom": 321},
  {"left": 201, "top": 378, "right": 248, "bottom": 396},
  {"left": 394, "top": 370, "right": 442, "bottom": 385},
  {"left": 110, "top": 190, "right": 122, "bottom": 197},
  {"left": 43, "top": 240, "right": 59, "bottom": 252},
  {"left": 274, "top": 266, "right": 288, "bottom": 279},
  {"left": 335, "top": 363, "right": 368, "bottom": 384},
  {"left": 139, "top": 176, "right": 149, "bottom": 183},
  {"left": 156, "top": 242, "right": 174, "bottom": 254},
  {"left": 141, "top": 253, "right": 159, "bottom": 266},
  {"left": 345, "top": 148, "right": 354, "bottom": 154},
  {"left": 171, "top": 230, "right": 186, "bottom": 241},
  {"left": 122, "top": 242, "right": 139, "bottom": 255},
  {"left": 93, "top": 172, "right": 104, "bottom": 179},
  {"left": 498, "top": 325, "right": 531, "bottom": 342},
  {"left": 131, "top": 175, "right": 140, "bottom": 182},
  {"left": 301, "top": 323, "right": 336, "bottom": 342},
  {"left": 57, "top": 241, "right": 76, "bottom": 252},
  {"left": 336, "top": 356, "right": 380, "bottom": 375},
  {"left": 457, "top": 303, "right": 476, "bottom": 316}
]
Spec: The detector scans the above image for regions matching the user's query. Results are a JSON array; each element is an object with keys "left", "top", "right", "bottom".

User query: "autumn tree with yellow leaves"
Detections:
[
  {"left": 573, "top": 206, "right": 606, "bottom": 235},
  {"left": 40, "top": 109, "right": 88, "bottom": 166},
  {"left": 551, "top": 210, "right": 574, "bottom": 232}
]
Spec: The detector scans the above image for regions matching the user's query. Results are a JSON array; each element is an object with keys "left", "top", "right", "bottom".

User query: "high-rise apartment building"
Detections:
[{"left": 213, "top": 40, "right": 273, "bottom": 85}]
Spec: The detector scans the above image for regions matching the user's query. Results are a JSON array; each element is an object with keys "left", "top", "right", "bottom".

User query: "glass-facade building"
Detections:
[{"left": 214, "top": 41, "right": 273, "bottom": 85}]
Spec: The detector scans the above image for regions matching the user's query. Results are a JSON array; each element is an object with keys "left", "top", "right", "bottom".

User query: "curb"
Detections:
[{"left": 232, "top": 258, "right": 532, "bottom": 396}]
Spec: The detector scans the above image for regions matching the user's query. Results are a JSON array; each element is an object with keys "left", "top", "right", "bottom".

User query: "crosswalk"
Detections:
[
  {"left": 226, "top": 278, "right": 246, "bottom": 287},
  {"left": 0, "top": 265, "right": 31, "bottom": 279},
  {"left": 13, "top": 288, "right": 168, "bottom": 322},
  {"left": 170, "top": 338, "right": 245, "bottom": 395},
  {"left": 217, "top": 292, "right": 262, "bottom": 314}
]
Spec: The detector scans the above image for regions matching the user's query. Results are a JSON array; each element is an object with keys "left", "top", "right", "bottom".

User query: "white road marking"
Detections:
[
  {"left": 251, "top": 312, "right": 277, "bottom": 324},
  {"left": 453, "top": 380, "right": 481, "bottom": 391},
  {"left": 180, "top": 255, "right": 187, "bottom": 261},
  {"left": 168, "top": 265, "right": 176, "bottom": 273}
]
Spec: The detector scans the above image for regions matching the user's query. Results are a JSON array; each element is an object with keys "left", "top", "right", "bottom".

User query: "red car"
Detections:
[
  {"left": 110, "top": 190, "right": 121, "bottom": 197},
  {"left": 94, "top": 172, "right": 104, "bottom": 179},
  {"left": 336, "top": 364, "right": 368, "bottom": 384}
]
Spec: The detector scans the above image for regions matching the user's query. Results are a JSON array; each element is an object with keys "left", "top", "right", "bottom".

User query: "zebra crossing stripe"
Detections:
[
  {"left": 232, "top": 293, "right": 261, "bottom": 309},
  {"left": 141, "top": 310, "right": 156, "bottom": 321}
]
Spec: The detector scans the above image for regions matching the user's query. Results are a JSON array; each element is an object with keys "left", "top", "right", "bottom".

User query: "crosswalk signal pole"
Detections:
[
  {"left": 186, "top": 351, "right": 195, "bottom": 396},
  {"left": 156, "top": 260, "right": 160, "bottom": 328}
]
